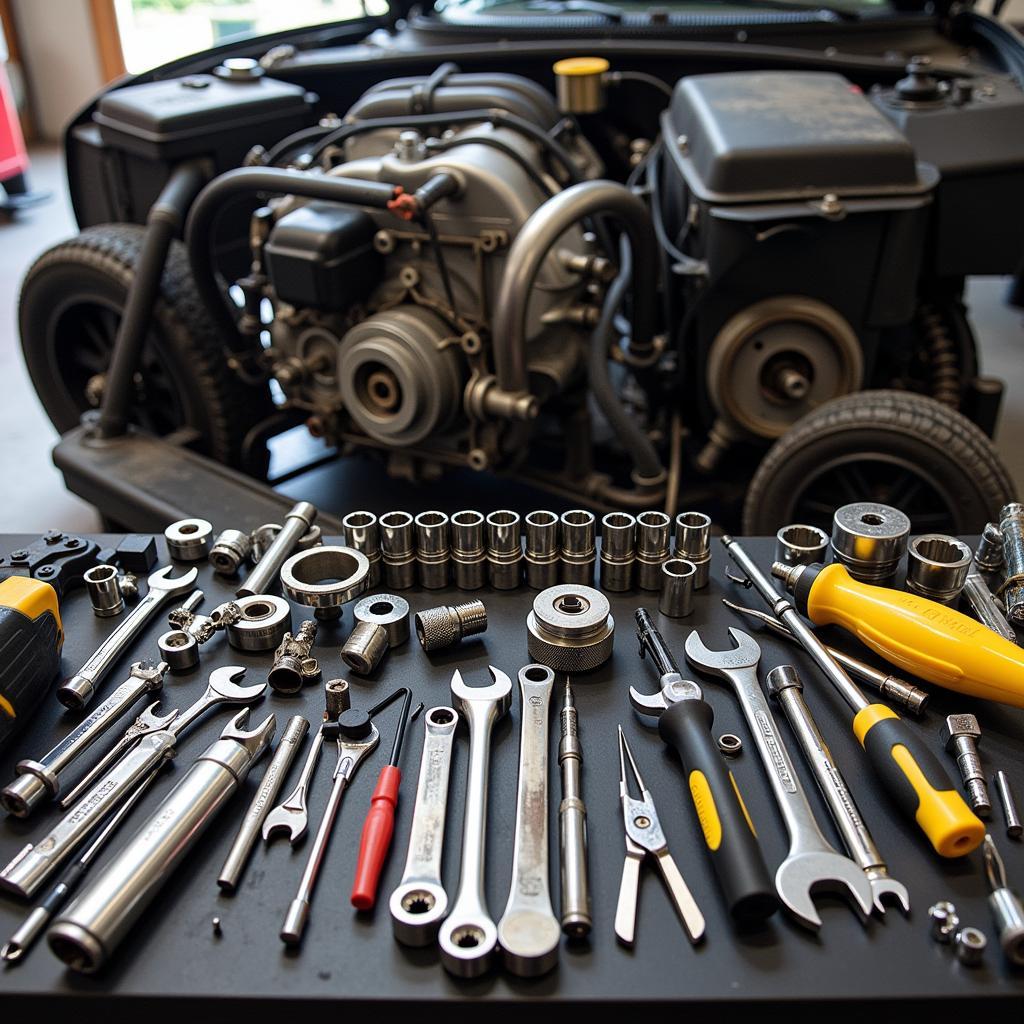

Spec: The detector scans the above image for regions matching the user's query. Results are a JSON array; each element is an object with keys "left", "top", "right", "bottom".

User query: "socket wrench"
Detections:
[
  {"left": 57, "top": 564, "right": 198, "bottom": 710},
  {"left": 498, "top": 665, "right": 560, "bottom": 977},
  {"left": 390, "top": 706, "right": 459, "bottom": 946},
  {"left": 2, "top": 661, "right": 168, "bottom": 817},
  {"left": 438, "top": 666, "right": 512, "bottom": 977}
]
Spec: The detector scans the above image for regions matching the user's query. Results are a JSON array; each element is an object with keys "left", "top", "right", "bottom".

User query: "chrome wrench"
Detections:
[
  {"left": 389, "top": 706, "right": 458, "bottom": 947},
  {"left": 2, "top": 661, "right": 169, "bottom": 817},
  {"left": 262, "top": 723, "right": 324, "bottom": 844},
  {"left": 684, "top": 628, "right": 874, "bottom": 930},
  {"left": 438, "top": 666, "right": 512, "bottom": 978},
  {"left": 0, "top": 667, "right": 265, "bottom": 898},
  {"left": 497, "top": 664, "right": 560, "bottom": 977},
  {"left": 765, "top": 665, "right": 910, "bottom": 915},
  {"left": 57, "top": 564, "right": 199, "bottom": 710}
]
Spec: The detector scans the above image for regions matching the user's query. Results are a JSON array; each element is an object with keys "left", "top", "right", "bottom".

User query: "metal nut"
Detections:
[
  {"left": 164, "top": 519, "right": 214, "bottom": 561},
  {"left": 353, "top": 594, "right": 410, "bottom": 647},
  {"left": 954, "top": 926, "right": 987, "bottom": 965},
  {"left": 223, "top": 594, "right": 292, "bottom": 652},
  {"left": 717, "top": 734, "right": 742, "bottom": 757},
  {"left": 929, "top": 901, "right": 960, "bottom": 943}
]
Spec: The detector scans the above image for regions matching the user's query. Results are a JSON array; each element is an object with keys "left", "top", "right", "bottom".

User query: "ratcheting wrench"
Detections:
[
  {"left": 0, "top": 667, "right": 265, "bottom": 899},
  {"left": 2, "top": 661, "right": 169, "bottom": 817},
  {"left": 389, "top": 706, "right": 458, "bottom": 947},
  {"left": 765, "top": 666, "right": 910, "bottom": 915},
  {"left": 684, "top": 628, "right": 874, "bottom": 930},
  {"left": 438, "top": 666, "right": 512, "bottom": 978},
  {"left": 57, "top": 564, "right": 199, "bottom": 710}
]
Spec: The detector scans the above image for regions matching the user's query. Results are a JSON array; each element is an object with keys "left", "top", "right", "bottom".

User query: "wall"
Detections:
[{"left": 11, "top": 0, "right": 103, "bottom": 141}]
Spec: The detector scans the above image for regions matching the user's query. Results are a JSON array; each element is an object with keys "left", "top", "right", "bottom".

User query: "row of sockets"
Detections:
[{"left": 338, "top": 509, "right": 712, "bottom": 593}]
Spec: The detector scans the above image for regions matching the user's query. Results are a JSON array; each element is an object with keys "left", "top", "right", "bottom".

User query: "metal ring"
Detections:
[
  {"left": 280, "top": 545, "right": 370, "bottom": 619},
  {"left": 164, "top": 518, "right": 214, "bottom": 561},
  {"left": 717, "top": 733, "right": 742, "bottom": 757},
  {"left": 353, "top": 594, "right": 410, "bottom": 647},
  {"left": 225, "top": 594, "right": 292, "bottom": 652}
]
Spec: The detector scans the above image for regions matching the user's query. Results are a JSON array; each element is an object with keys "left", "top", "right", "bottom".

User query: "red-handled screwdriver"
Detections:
[{"left": 350, "top": 687, "right": 414, "bottom": 910}]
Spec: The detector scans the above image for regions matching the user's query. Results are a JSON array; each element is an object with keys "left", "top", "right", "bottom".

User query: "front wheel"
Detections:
[{"left": 742, "top": 390, "right": 1016, "bottom": 535}]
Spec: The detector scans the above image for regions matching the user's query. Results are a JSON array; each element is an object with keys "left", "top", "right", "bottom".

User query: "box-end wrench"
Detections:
[
  {"left": 390, "top": 706, "right": 458, "bottom": 946},
  {"left": 57, "top": 565, "right": 199, "bottom": 710},
  {"left": 684, "top": 628, "right": 874, "bottom": 930},
  {"left": 438, "top": 666, "right": 512, "bottom": 978},
  {"left": 2, "top": 661, "right": 169, "bottom": 817},
  {"left": 497, "top": 664, "right": 561, "bottom": 977},
  {"left": 0, "top": 667, "right": 265, "bottom": 899},
  {"left": 765, "top": 666, "right": 910, "bottom": 916},
  {"left": 262, "top": 723, "right": 324, "bottom": 844}
]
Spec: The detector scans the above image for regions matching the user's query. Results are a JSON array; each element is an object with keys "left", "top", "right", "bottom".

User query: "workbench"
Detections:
[{"left": 2, "top": 534, "right": 1023, "bottom": 1015}]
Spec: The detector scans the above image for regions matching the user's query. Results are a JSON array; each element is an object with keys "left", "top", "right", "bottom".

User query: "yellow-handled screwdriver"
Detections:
[
  {"left": 722, "top": 536, "right": 984, "bottom": 858},
  {"left": 773, "top": 559, "right": 1024, "bottom": 709}
]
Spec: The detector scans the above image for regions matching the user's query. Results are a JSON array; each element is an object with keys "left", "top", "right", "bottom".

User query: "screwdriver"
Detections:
[
  {"left": 350, "top": 686, "right": 413, "bottom": 910},
  {"left": 0, "top": 577, "right": 63, "bottom": 751},
  {"left": 772, "top": 560, "right": 1024, "bottom": 708},
  {"left": 722, "top": 536, "right": 984, "bottom": 858}
]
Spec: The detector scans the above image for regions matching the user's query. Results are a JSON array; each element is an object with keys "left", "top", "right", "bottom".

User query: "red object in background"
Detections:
[{"left": 0, "top": 61, "right": 29, "bottom": 184}]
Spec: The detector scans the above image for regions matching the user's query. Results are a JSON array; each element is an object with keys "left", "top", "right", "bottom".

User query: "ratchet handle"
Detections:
[
  {"left": 351, "top": 765, "right": 401, "bottom": 910},
  {"left": 658, "top": 699, "right": 777, "bottom": 923},
  {"left": 853, "top": 704, "right": 984, "bottom": 857}
]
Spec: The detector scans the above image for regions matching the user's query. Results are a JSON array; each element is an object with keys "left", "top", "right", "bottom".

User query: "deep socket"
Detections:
[
  {"left": 380, "top": 512, "right": 416, "bottom": 590},
  {"left": 487, "top": 510, "right": 522, "bottom": 589},
  {"left": 635, "top": 511, "right": 671, "bottom": 591},
  {"left": 415, "top": 511, "right": 451, "bottom": 590},
  {"left": 525, "top": 511, "right": 560, "bottom": 590},
  {"left": 600, "top": 512, "right": 635, "bottom": 592},
  {"left": 342, "top": 511, "right": 382, "bottom": 588},
  {"left": 560, "top": 510, "right": 596, "bottom": 585},
  {"left": 674, "top": 511, "right": 711, "bottom": 589},
  {"left": 451, "top": 511, "right": 487, "bottom": 590}
]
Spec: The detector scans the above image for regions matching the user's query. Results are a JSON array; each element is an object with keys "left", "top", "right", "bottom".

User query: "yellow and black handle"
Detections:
[
  {"left": 658, "top": 698, "right": 778, "bottom": 923},
  {"left": 0, "top": 576, "right": 63, "bottom": 751},
  {"left": 852, "top": 703, "right": 985, "bottom": 857}
]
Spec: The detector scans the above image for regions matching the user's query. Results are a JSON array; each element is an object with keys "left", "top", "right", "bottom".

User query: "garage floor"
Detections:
[{"left": 1, "top": 146, "right": 1021, "bottom": 533}]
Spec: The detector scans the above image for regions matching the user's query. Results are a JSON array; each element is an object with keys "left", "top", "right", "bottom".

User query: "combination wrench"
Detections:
[
  {"left": 765, "top": 665, "right": 910, "bottom": 915},
  {"left": 1, "top": 661, "right": 169, "bottom": 817},
  {"left": 0, "top": 666, "right": 266, "bottom": 898},
  {"left": 497, "top": 664, "right": 560, "bottom": 977},
  {"left": 684, "top": 628, "right": 874, "bottom": 930},
  {"left": 263, "top": 723, "right": 324, "bottom": 844},
  {"left": 56, "top": 565, "right": 199, "bottom": 710},
  {"left": 389, "top": 706, "right": 459, "bottom": 947},
  {"left": 438, "top": 666, "right": 512, "bottom": 978}
]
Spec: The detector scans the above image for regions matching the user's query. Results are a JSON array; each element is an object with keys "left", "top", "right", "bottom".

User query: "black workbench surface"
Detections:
[{"left": 2, "top": 534, "right": 1023, "bottom": 1013}]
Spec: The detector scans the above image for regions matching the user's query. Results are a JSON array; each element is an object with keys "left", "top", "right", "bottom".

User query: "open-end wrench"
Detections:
[
  {"left": 765, "top": 666, "right": 910, "bottom": 916},
  {"left": 438, "top": 666, "right": 513, "bottom": 978},
  {"left": 684, "top": 628, "right": 874, "bottom": 930},
  {"left": 262, "top": 724, "right": 324, "bottom": 844},
  {"left": 57, "top": 565, "right": 199, "bottom": 710},
  {"left": 389, "top": 706, "right": 458, "bottom": 947},
  {"left": 498, "top": 664, "right": 560, "bottom": 977},
  {"left": 2, "top": 661, "right": 169, "bottom": 817},
  {"left": 0, "top": 667, "right": 265, "bottom": 899}
]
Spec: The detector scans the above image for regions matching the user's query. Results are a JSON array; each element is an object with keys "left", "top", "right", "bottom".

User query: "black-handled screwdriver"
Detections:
[{"left": 631, "top": 609, "right": 778, "bottom": 924}]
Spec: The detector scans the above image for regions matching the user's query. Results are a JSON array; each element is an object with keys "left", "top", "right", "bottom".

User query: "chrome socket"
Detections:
[
  {"left": 156, "top": 629, "right": 200, "bottom": 672},
  {"left": 342, "top": 511, "right": 382, "bottom": 588},
  {"left": 380, "top": 511, "right": 416, "bottom": 590},
  {"left": 415, "top": 600, "right": 488, "bottom": 652},
  {"left": 975, "top": 523, "right": 1005, "bottom": 574},
  {"left": 635, "top": 511, "right": 671, "bottom": 591},
  {"left": 658, "top": 558, "right": 696, "bottom": 618},
  {"left": 415, "top": 511, "right": 451, "bottom": 590},
  {"left": 674, "top": 511, "right": 711, "bottom": 589},
  {"left": 906, "top": 534, "right": 972, "bottom": 604},
  {"left": 209, "top": 529, "right": 252, "bottom": 577},
  {"left": 774, "top": 524, "right": 829, "bottom": 568},
  {"left": 831, "top": 502, "right": 910, "bottom": 583},
  {"left": 560, "top": 510, "right": 596, "bottom": 586},
  {"left": 164, "top": 519, "right": 213, "bottom": 562},
  {"left": 341, "top": 621, "right": 389, "bottom": 676},
  {"left": 487, "top": 510, "right": 522, "bottom": 590},
  {"left": 353, "top": 593, "right": 410, "bottom": 647},
  {"left": 451, "top": 510, "right": 487, "bottom": 590},
  {"left": 524, "top": 511, "right": 560, "bottom": 590},
  {"left": 599, "top": 512, "right": 635, "bottom": 592},
  {"left": 83, "top": 565, "right": 125, "bottom": 618},
  {"left": 526, "top": 584, "right": 614, "bottom": 673}
]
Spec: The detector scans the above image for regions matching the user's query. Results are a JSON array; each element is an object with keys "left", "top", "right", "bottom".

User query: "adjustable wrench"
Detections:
[
  {"left": 262, "top": 724, "right": 324, "bottom": 844},
  {"left": 390, "top": 706, "right": 458, "bottom": 947},
  {"left": 684, "top": 628, "right": 874, "bottom": 930},
  {"left": 497, "top": 665, "right": 560, "bottom": 977},
  {"left": 0, "top": 667, "right": 265, "bottom": 898},
  {"left": 57, "top": 565, "right": 199, "bottom": 710},
  {"left": 438, "top": 666, "right": 512, "bottom": 978},
  {"left": 765, "top": 666, "right": 910, "bottom": 916},
  {"left": 2, "top": 661, "right": 169, "bottom": 817}
]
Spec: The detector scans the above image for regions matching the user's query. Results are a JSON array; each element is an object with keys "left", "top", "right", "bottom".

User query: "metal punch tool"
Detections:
[{"left": 614, "top": 727, "right": 706, "bottom": 947}]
